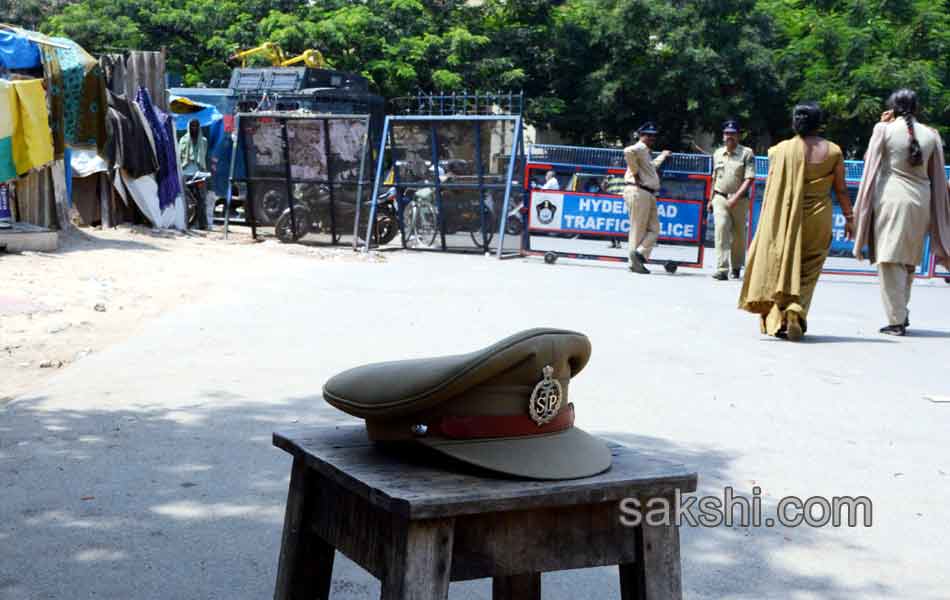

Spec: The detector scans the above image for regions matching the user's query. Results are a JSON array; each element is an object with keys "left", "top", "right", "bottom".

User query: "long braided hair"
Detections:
[{"left": 887, "top": 89, "right": 923, "bottom": 167}]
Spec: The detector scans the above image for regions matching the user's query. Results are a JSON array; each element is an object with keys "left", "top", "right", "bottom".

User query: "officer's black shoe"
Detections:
[
  {"left": 904, "top": 312, "right": 910, "bottom": 328},
  {"left": 879, "top": 324, "right": 906, "bottom": 336},
  {"left": 711, "top": 271, "right": 729, "bottom": 281},
  {"left": 731, "top": 268, "right": 742, "bottom": 280},
  {"left": 629, "top": 252, "right": 650, "bottom": 274}
]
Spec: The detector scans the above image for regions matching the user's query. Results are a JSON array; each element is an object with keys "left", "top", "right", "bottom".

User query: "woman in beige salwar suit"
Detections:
[
  {"left": 853, "top": 89, "right": 950, "bottom": 336},
  {"left": 738, "top": 103, "right": 854, "bottom": 340}
]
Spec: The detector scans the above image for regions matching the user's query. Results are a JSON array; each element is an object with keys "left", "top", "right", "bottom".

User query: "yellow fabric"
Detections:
[
  {"left": 10, "top": 79, "right": 54, "bottom": 175},
  {"left": 738, "top": 138, "right": 840, "bottom": 335},
  {"left": 0, "top": 81, "right": 14, "bottom": 139},
  {"left": 169, "top": 96, "right": 204, "bottom": 113},
  {"left": 0, "top": 81, "right": 17, "bottom": 181}
]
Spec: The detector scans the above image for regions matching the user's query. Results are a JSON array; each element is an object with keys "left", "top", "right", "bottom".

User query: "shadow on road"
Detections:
[
  {"left": 905, "top": 329, "right": 950, "bottom": 338},
  {"left": 797, "top": 335, "right": 897, "bottom": 344},
  {"left": 598, "top": 431, "right": 896, "bottom": 600},
  {"left": 0, "top": 394, "right": 912, "bottom": 600}
]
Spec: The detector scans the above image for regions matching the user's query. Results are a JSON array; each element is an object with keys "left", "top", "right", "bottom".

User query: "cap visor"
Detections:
[{"left": 419, "top": 427, "right": 611, "bottom": 480}]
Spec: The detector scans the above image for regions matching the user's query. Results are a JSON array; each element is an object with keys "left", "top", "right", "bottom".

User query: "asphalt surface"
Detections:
[{"left": 2, "top": 249, "right": 949, "bottom": 599}]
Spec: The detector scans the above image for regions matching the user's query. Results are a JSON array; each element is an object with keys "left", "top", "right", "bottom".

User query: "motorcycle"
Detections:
[{"left": 274, "top": 184, "right": 400, "bottom": 245}]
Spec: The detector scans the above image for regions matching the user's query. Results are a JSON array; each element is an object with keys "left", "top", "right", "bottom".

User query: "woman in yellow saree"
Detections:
[{"left": 738, "top": 103, "right": 854, "bottom": 340}]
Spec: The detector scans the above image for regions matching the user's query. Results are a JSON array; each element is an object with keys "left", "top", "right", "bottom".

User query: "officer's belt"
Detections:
[
  {"left": 626, "top": 182, "right": 657, "bottom": 195},
  {"left": 714, "top": 189, "right": 745, "bottom": 198}
]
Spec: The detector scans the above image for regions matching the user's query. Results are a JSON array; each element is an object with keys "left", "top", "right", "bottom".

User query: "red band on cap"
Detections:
[{"left": 431, "top": 404, "right": 575, "bottom": 440}]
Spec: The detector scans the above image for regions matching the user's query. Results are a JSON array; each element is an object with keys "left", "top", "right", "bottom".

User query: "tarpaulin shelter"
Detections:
[
  {"left": 0, "top": 26, "right": 108, "bottom": 159},
  {"left": 1, "top": 26, "right": 185, "bottom": 233},
  {"left": 0, "top": 24, "right": 108, "bottom": 232}
]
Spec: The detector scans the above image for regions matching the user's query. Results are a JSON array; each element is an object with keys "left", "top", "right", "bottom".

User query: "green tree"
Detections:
[
  {"left": 544, "top": 0, "right": 786, "bottom": 150},
  {"left": 34, "top": 0, "right": 950, "bottom": 153},
  {"left": 1, "top": 0, "right": 72, "bottom": 31},
  {"left": 762, "top": 0, "right": 950, "bottom": 154}
]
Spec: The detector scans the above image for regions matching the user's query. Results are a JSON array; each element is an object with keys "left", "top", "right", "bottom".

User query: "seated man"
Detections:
[
  {"left": 178, "top": 118, "right": 208, "bottom": 178},
  {"left": 584, "top": 178, "right": 603, "bottom": 194},
  {"left": 178, "top": 119, "right": 210, "bottom": 228}
]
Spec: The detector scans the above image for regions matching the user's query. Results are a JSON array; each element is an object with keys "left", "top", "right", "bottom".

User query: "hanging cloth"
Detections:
[
  {"left": 105, "top": 90, "right": 159, "bottom": 178},
  {"left": 38, "top": 36, "right": 107, "bottom": 158},
  {"left": 0, "top": 80, "right": 17, "bottom": 182},
  {"left": 135, "top": 87, "right": 180, "bottom": 210},
  {"left": 38, "top": 43, "right": 65, "bottom": 157},
  {"left": 7, "top": 79, "right": 55, "bottom": 175}
]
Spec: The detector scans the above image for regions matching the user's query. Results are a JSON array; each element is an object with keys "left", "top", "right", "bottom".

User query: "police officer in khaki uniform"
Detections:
[
  {"left": 709, "top": 120, "right": 755, "bottom": 280},
  {"left": 624, "top": 122, "right": 671, "bottom": 274}
]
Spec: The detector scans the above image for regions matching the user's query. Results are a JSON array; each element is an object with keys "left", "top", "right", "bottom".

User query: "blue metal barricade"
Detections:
[
  {"left": 528, "top": 144, "right": 712, "bottom": 176},
  {"left": 523, "top": 144, "right": 711, "bottom": 272},
  {"left": 525, "top": 145, "right": 948, "bottom": 277}
]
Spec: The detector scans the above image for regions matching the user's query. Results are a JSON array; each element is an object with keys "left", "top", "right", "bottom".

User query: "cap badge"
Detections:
[{"left": 529, "top": 365, "right": 563, "bottom": 426}]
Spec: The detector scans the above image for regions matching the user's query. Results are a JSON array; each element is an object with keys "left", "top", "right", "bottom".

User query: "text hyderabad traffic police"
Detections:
[{"left": 561, "top": 196, "right": 696, "bottom": 239}]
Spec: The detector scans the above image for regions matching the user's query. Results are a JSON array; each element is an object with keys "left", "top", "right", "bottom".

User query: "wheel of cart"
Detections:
[
  {"left": 664, "top": 261, "right": 678, "bottom": 274},
  {"left": 945, "top": 277, "right": 950, "bottom": 284},
  {"left": 544, "top": 252, "right": 558, "bottom": 264}
]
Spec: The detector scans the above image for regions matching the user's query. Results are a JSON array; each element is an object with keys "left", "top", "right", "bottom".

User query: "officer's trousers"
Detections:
[
  {"left": 624, "top": 187, "right": 659, "bottom": 259},
  {"left": 712, "top": 193, "right": 749, "bottom": 273}
]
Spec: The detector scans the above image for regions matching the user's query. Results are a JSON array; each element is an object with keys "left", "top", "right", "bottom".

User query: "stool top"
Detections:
[{"left": 274, "top": 425, "right": 697, "bottom": 520}]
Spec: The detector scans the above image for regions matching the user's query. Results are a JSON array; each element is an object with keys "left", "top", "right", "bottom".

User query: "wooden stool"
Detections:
[{"left": 273, "top": 425, "right": 697, "bottom": 600}]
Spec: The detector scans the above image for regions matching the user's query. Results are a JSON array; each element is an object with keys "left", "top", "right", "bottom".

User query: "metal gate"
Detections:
[{"left": 225, "top": 112, "right": 376, "bottom": 248}]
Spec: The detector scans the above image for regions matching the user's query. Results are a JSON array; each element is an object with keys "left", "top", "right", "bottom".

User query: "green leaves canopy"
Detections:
[{"left": 34, "top": 0, "right": 950, "bottom": 154}]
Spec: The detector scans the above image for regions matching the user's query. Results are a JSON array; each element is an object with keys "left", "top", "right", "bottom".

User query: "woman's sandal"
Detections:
[{"left": 786, "top": 313, "right": 803, "bottom": 341}]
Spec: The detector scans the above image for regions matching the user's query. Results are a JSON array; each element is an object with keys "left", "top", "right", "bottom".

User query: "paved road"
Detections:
[{"left": 2, "top": 251, "right": 949, "bottom": 599}]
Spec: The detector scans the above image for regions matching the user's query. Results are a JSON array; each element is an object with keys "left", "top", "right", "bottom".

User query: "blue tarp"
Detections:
[
  {"left": 0, "top": 29, "right": 42, "bottom": 71},
  {"left": 170, "top": 96, "right": 225, "bottom": 151},
  {"left": 210, "top": 132, "right": 246, "bottom": 199}
]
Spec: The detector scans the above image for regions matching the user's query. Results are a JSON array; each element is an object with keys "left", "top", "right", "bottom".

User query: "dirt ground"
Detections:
[{"left": 0, "top": 225, "right": 382, "bottom": 402}]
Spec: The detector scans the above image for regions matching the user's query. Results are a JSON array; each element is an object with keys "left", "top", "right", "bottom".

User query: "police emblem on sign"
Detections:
[
  {"left": 536, "top": 198, "right": 557, "bottom": 225},
  {"left": 529, "top": 365, "right": 563, "bottom": 426}
]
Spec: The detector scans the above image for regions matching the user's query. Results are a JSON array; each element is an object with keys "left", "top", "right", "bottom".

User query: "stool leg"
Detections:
[
  {"left": 492, "top": 573, "right": 541, "bottom": 600},
  {"left": 618, "top": 496, "right": 682, "bottom": 600},
  {"left": 274, "top": 457, "right": 335, "bottom": 600},
  {"left": 381, "top": 518, "right": 455, "bottom": 600}
]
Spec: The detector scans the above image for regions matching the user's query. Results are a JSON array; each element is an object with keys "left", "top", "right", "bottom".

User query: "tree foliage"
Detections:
[
  {"left": 27, "top": 0, "right": 950, "bottom": 153},
  {"left": 761, "top": 0, "right": 950, "bottom": 152}
]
